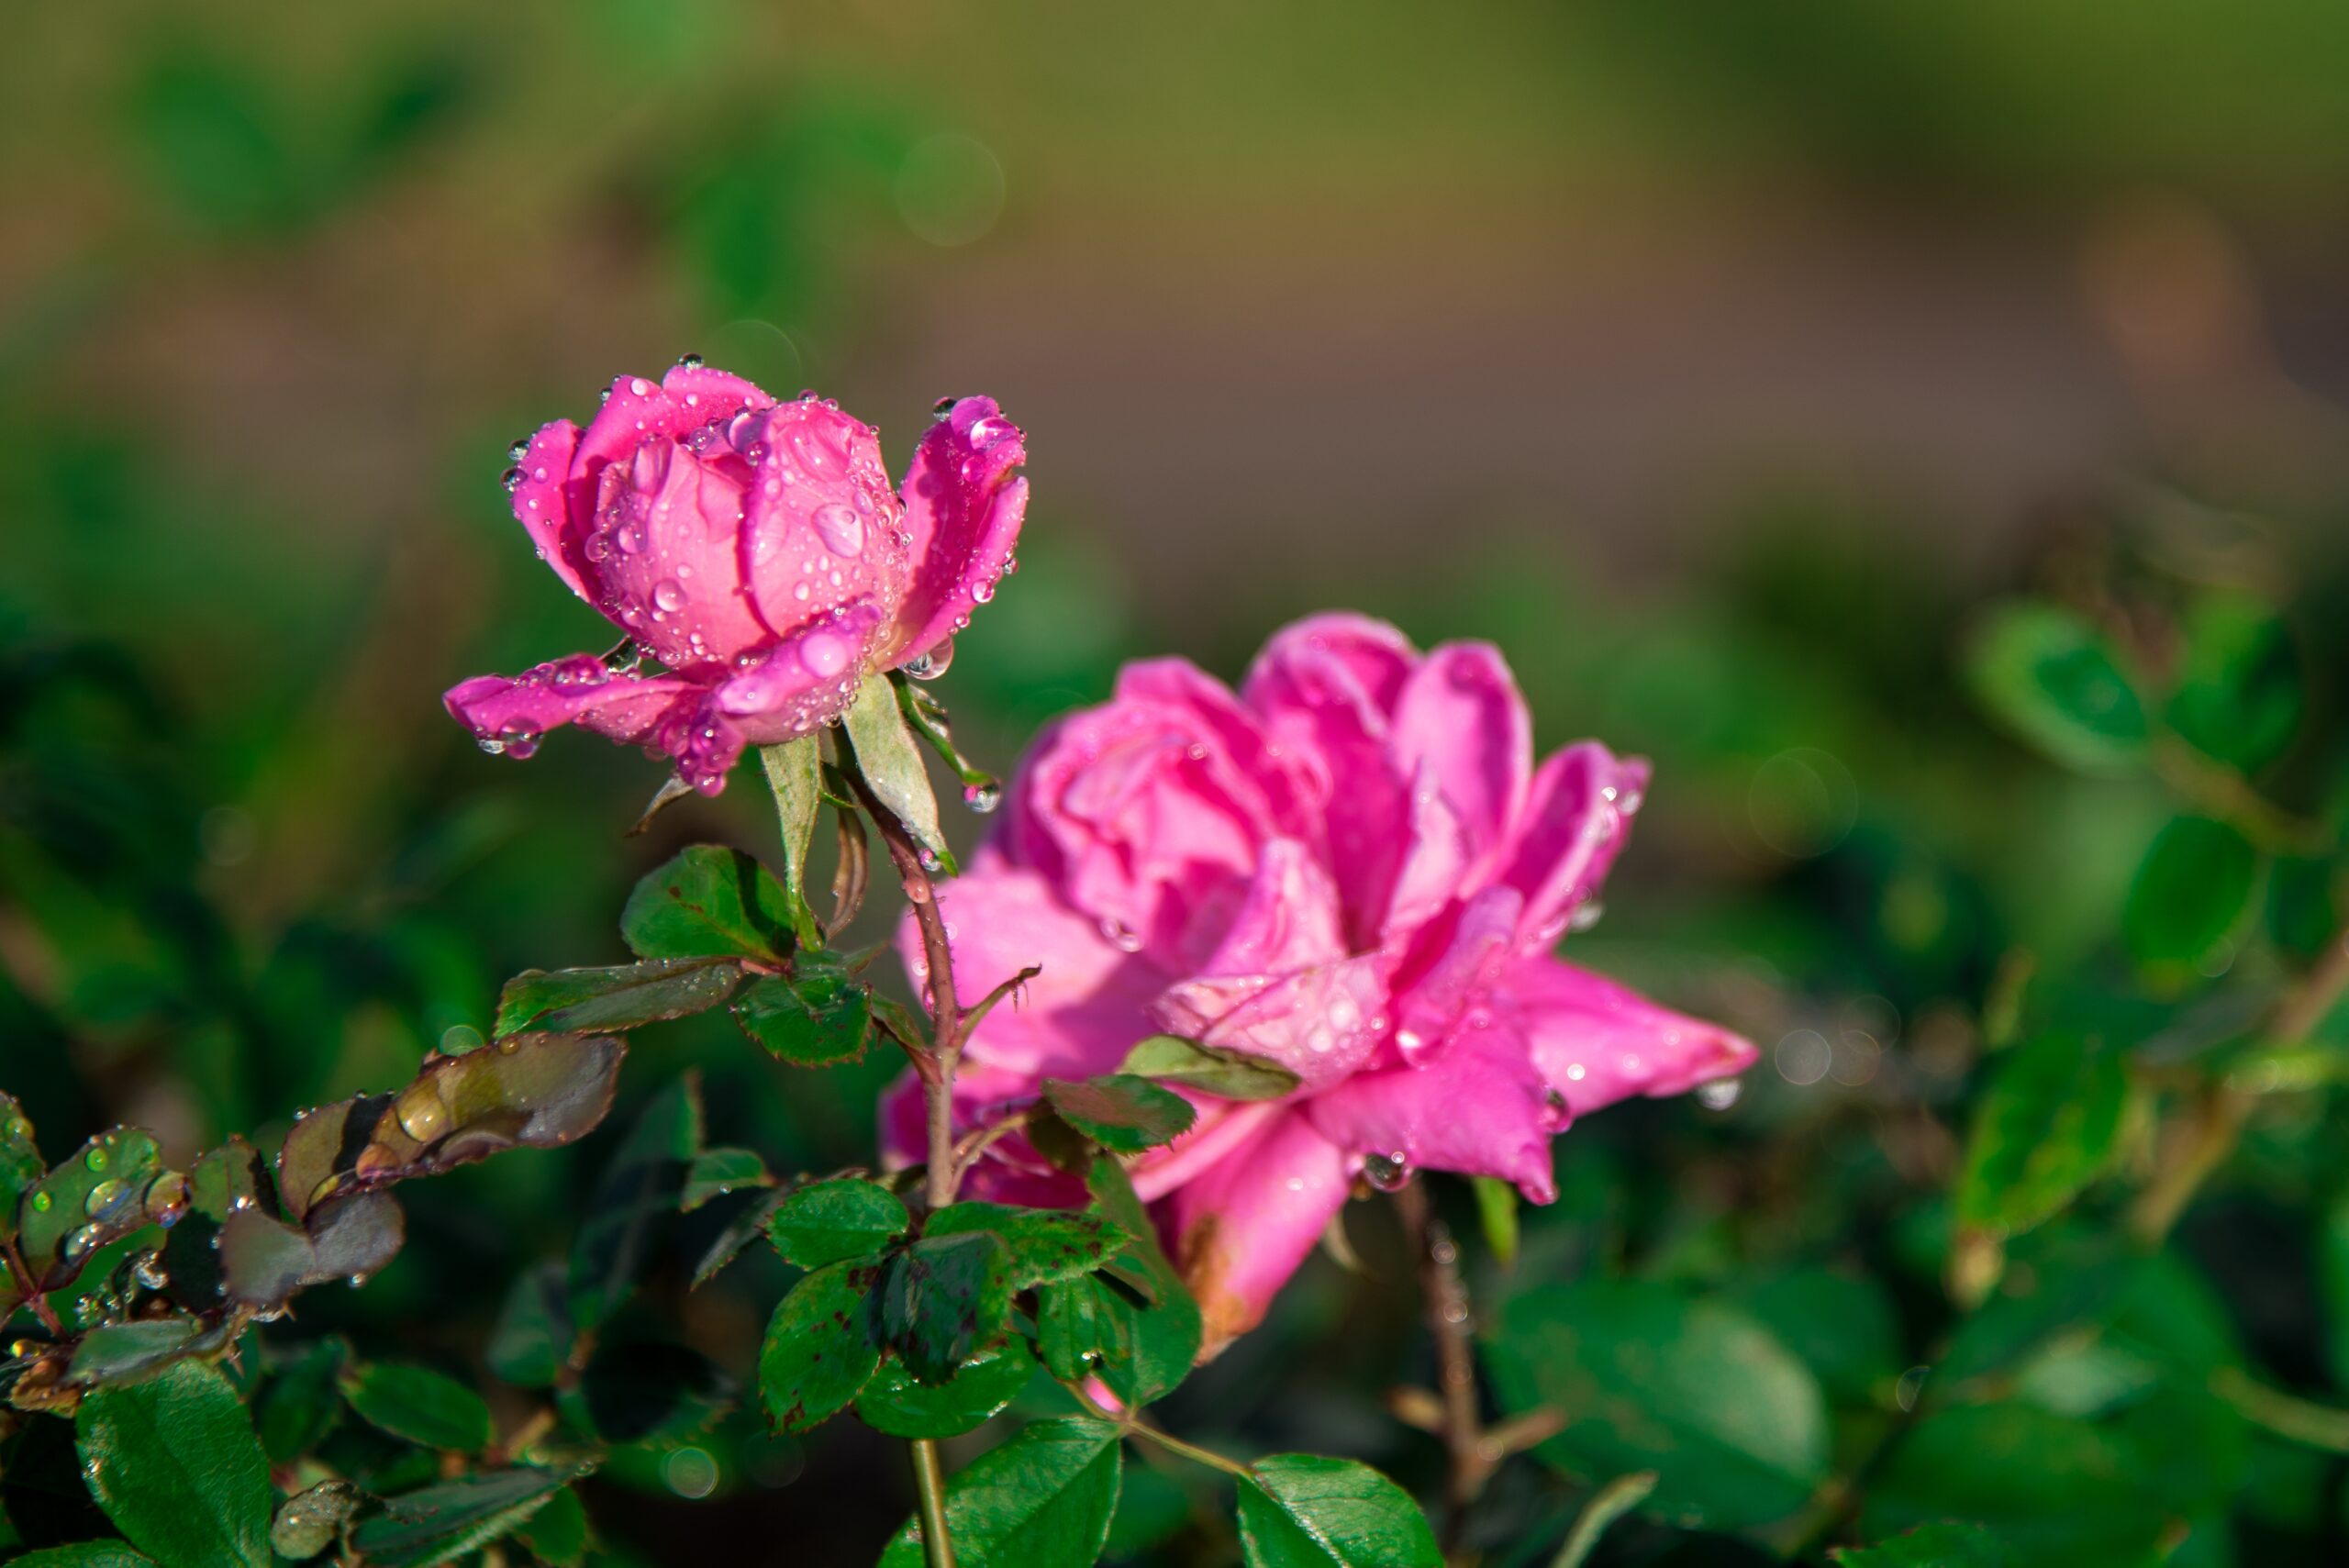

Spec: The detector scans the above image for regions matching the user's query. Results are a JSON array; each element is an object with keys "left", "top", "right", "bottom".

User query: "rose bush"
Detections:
[
  {"left": 885, "top": 612, "right": 1754, "bottom": 1347},
  {"left": 444, "top": 362, "right": 1026, "bottom": 794}
]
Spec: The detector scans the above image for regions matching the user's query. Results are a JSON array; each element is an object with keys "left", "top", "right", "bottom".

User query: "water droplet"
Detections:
[
  {"left": 1363, "top": 1151, "right": 1411, "bottom": 1192},
  {"left": 616, "top": 520, "right": 648, "bottom": 554},
  {"left": 917, "top": 847, "right": 941, "bottom": 873},
  {"left": 133, "top": 1251, "right": 168, "bottom": 1290},
  {"left": 963, "top": 781, "right": 1002, "bottom": 814},
  {"left": 1568, "top": 900, "right": 1605, "bottom": 933},
  {"left": 347, "top": 1273, "right": 372, "bottom": 1289},
  {"left": 971, "top": 579, "right": 996, "bottom": 605},
  {"left": 904, "top": 639, "right": 954, "bottom": 681},
  {"left": 812, "top": 503, "right": 864, "bottom": 557},
  {"left": 675, "top": 352, "right": 704, "bottom": 370},
  {"left": 498, "top": 721, "right": 541, "bottom": 761},
  {"left": 83, "top": 1179, "right": 126, "bottom": 1219},
  {"left": 799, "top": 630, "right": 852, "bottom": 679},
  {"left": 477, "top": 736, "right": 507, "bottom": 756},
  {"left": 1695, "top": 1076, "right": 1743, "bottom": 1111},
  {"left": 394, "top": 1080, "right": 451, "bottom": 1144},
  {"left": 629, "top": 377, "right": 651, "bottom": 396},
  {"left": 727, "top": 408, "right": 762, "bottom": 452},
  {"left": 652, "top": 580, "right": 687, "bottom": 613},
  {"left": 84, "top": 1148, "right": 107, "bottom": 1173},
  {"left": 30, "top": 1191, "right": 52, "bottom": 1213},
  {"left": 932, "top": 395, "right": 958, "bottom": 418},
  {"left": 1564, "top": 1062, "right": 1587, "bottom": 1082},
  {"left": 146, "top": 1173, "right": 189, "bottom": 1229},
  {"left": 62, "top": 1224, "right": 102, "bottom": 1261},
  {"left": 501, "top": 466, "right": 525, "bottom": 493},
  {"left": 508, "top": 436, "right": 531, "bottom": 462},
  {"left": 1097, "top": 917, "right": 1144, "bottom": 954}
]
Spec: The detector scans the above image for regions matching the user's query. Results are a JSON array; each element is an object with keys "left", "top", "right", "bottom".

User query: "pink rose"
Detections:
[
  {"left": 885, "top": 614, "right": 1755, "bottom": 1350},
  {"left": 445, "top": 362, "right": 1026, "bottom": 794}
]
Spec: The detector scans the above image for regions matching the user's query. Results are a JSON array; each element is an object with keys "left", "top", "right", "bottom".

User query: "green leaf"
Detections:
[
  {"left": 1117, "top": 1035, "right": 1302, "bottom": 1102},
  {"left": 568, "top": 1075, "right": 701, "bottom": 1329},
  {"left": 276, "top": 1032, "right": 625, "bottom": 1220},
  {"left": 621, "top": 844, "right": 796, "bottom": 963},
  {"left": 349, "top": 1469, "right": 567, "bottom": 1568},
  {"left": 488, "top": 1262, "right": 573, "bottom": 1387},
  {"left": 270, "top": 1479, "right": 362, "bottom": 1561},
  {"left": 1861, "top": 1403, "right": 2168, "bottom": 1563},
  {"left": 877, "top": 1416, "right": 1122, "bottom": 1568},
  {"left": 684, "top": 1146, "right": 774, "bottom": 1211},
  {"left": 18, "top": 1128, "right": 163, "bottom": 1291},
  {"left": 894, "top": 672, "right": 1000, "bottom": 796},
  {"left": 855, "top": 1338, "right": 1036, "bottom": 1438},
  {"left": 758, "top": 1257, "right": 887, "bottom": 1432},
  {"left": 881, "top": 1230, "right": 1017, "bottom": 1384},
  {"left": 1728, "top": 1267, "right": 1903, "bottom": 1405},
  {"left": 730, "top": 966, "right": 872, "bottom": 1066},
  {"left": 1041, "top": 1075, "right": 1197, "bottom": 1152},
  {"left": 1085, "top": 1157, "right": 1200, "bottom": 1403},
  {"left": 2267, "top": 853, "right": 2341, "bottom": 962},
  {"left": 2123, "top": 816, "right": 2258, "bottom": 977},
  {"left": 513, "top": 1485, "right": 590, "bottom": 1567},
  {"left": 767, "top": 1176, "right": 910, "bottom": 1268},
  {"left": 1470, "top": 1175, "right": 1520, "bottom": 1271},
  {"left": 0, "top": 1091, "right": 41, "bottom": 1242},
  {"left": 841, "top": 671, "right": 954, "bottom": 873},
  {"left": 253, "top": 1339, "right": 349, "bottom": 1465},
  {"left": 65, "top": 1318, "right": 229, "bottom": 1388},
  {"left": 758, "top": 737, "right": 829, "bottom": 947},
  {"left": 495, "top": 958, "right": 742, "bottom": 1035},
  {"left": 339, "top": 1362, "right": 494, "bottom": 1452},
  {"left": 1484, "top": 1280, "right": 1829, "bottom": 1529},
  {"left": 1963, "top": 601, "right": 2148, "bottom": 774},
  {"left": 1235, "top": 1454, "right": 1442, "bottom": 1568},
  {"left": 1105, "top": 1463, "right": 1193, "bottom": 1558},
  {"left": 1954, "top": 1033, "right": 2128, "bottom": 1241},
  {"left": 76, "top": 1362, "right": 273, "bottom": 1568},
  {"left": 692, "top": 1188, "right": 787, "bottom": 1287},
  {"left": 2165, "top": 593, "right": 2300, "bottom": 773},
  {"left": 926, "top": 1200, "right": 1130, "bottom": 1286},
  {"left": 10, "top": 1548, "right": 161, "bottom": 1567},
  {"left": 1831, "top": 1522, "right": 2014, "bottom": 1567},
  {"left": 1036, "top": 1273, "right": 1134, "bottom": 1382},
  {"left": 561, "top": 1341, "right": 733, "bottom": 1445}
]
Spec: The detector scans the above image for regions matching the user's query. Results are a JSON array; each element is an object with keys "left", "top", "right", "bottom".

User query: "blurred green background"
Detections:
[{"left": 7, "top": 3, "right": 2349, "bottom": 1563}]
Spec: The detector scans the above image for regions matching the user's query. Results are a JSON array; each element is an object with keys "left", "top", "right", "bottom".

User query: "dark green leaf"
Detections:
[
  {"left": 562, "top": 1341, "right": 733, "bottom": 1445},
  {"left": 1485, "top": 1280, "right": 1828, "bottom": 1529},
  {"left": 1962, "top": 601, "right": 2148, "bottom": 774},
  {"left": 568, "top": 1075, "right": 701, "bottom": 1330},
  {"left": 1036, "top": 1274, "right": 1133, "bottom": 1382},
  {"left": 513, "top": 1485, "right": 590, "bottom": 1568},
  {"left": 1862, "top": 1403, "right": 2167, "bottom": 1563},
  {"left": 841, "top": 671, "right": 954, "bottom": 873},
  {"left": 1728, "top": 1268, "right": 1902, "bottom": 1405},
  {"left": 0, "top": 1092, "right": 41, "bottom": 1241},
  {"left": 182, "top": 1138, "right": 272, "bottom": 1223},
  {"left": 489, "top": 1262, "right": 572, "bottom": 1387},
  {"left": 893, "top": 673, "right": 999, "bottom": 795},
  {"left": 766, "top": 1177, "right": 908, "bottom": 1269},
  {"left": 494, "top": 958, "right": 742, "bottom": 1035},
  {"left": 253, "top": 1339, "right": 348, "bottom": 1464},
  {"left": 76, "top": 1362, "right": 272, "bottom": 1568},
  {"left": 1104, "top": 1463, "right": 1194, "bottom": 1558},
  {"left": 621, "top": 845, "right": 796, "bottom": 963},
  {"left": 1235, "top": 1454, "right": 1442, "bottom": 1568},
  {"left": 2123, "top": 816, "right": 2257, "bottom": 977},
  {"left": 1085, "top": 1157, "right": 1200, "bottom": 1404},
  {"left": 691, "top": 1188, "right": 787, "bottom": 1287},
  {"left": 18, "top": 1128, "right": 163, "bottom": 1291},
  {"left": 1117, "top": 1035, "right": 1302, "bottom": 1102},
  {"left": 349, "top": 1469, "right": 567, "bottom": 1568},
  {"left": 757, "top": 738, "right": 828, "bottom": 947},
  {"left": 731, "top": 967, "right": 872, "bottom": 1067},
  {"left": 65, "top": 1319, "right": 210, "bottom": 1387},
  {"left": 855, "top": 1338, "right": 1036, "bottom": 1438},
  {"left": 2267, "top": 854, "right": 2341, "bottom": 962},
  {"left": 2165, "top": 593, "right": 2300, "bottom": 773},
  {"left": 270, "top": 1479, "right": 362, "bottom": 1561},
  {"left": 1954, "top": 1034, "right": 2128, "bottom": 1241},
  {"left": 877, "top": 1416, "right": 1122, "bottom": 1568},
  {"left": 758, "top": 1257, "right": 887, "bottom": 1433},
  {"left": 9, "top": 1548, "right": 161, "bottom": 1567},
  {"left": 926, "top": 1200, "right": 1130, "bottom": 1286},
  {"left": 1831, "top": 1522, "right": 2014, "bottom": 1567},
  {"left": 881, "top": 1231, "right": 1016, "bottom": 1384},
  {"left": 1041, "top": 1075, "right": 1196, "bottom": 1152},
  {"left": 339, "top": 1362, "right": 493, "bottom": 1452},
  {"left": 1470, "top": 1175, "right": 1520, "bottom": 1272},
  {"left": 684, "top": 1146, "right": 774, "bottom": 1211}
]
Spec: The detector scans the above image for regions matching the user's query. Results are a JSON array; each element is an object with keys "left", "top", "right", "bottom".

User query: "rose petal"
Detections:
[
  {"left": 887, "top": 396, "right": 1027, "bottom": 665},
  {"left": 1389, "top": 641, "right": 1532, "bottom": 884},
  {"left": 740, "top": 399, "right": 912, "bottom": 646},
  {"left": 1387, "top": 884, "right": 1525, "bottom": 1062},
  {"left": 711, "top": 601, "right": 889, "bottom": 746},
  {"left": 1164, "top": 1109, "right": 1353, "bottom": 1353},
  {"left": 587, "top": 430, "right": 774, "bottom": 670},
  {"left": 1501, "top": 954, "right": 1758, "bottom": 1115},
  {"left": 1303, "top": 1016, "right": 1564, "bottom": 1201},
  {"left": 443, "top": 653, "right": 729, "bottom": 786},
  {"left": 877, "top": 1062, "right": 1086, "bottom": 1208},
  {"left": 1242, "top": 612, "right": 1418, "bottom": 723},
  {"left": 1115, "top": 659, "right": 1317, "bottom": 840},
  {"left": 507, "top": 419, "right": 592, "bottom": 606},
  {"left": 1499, "top": 743, "right": 1648, "bottom": 946}
]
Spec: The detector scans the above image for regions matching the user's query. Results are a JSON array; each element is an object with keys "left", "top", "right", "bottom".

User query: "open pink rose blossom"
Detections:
[
  {"left": 445, "top": 362, "right": 1026, "bottom": 795},
  {"left": 885, "top": 614, "right": 1754, "bottom": 1351}
]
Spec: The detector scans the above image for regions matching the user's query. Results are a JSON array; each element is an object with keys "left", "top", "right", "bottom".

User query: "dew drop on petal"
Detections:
[
  {"left": 812, "top": 503, "right": 864, "bottom": 557},
  {"left": 904, "top": 639, "right": 954, "bottom": 681},
  {"left": 799, "top": 630, "right": 852, "bottom": 679},
  {"left": 652, "top": 580, "right": 687, "bottom": 613},
  {"left": 963, "top": 781, "right": 1002, "bottom": 814},
  {"left": 1363, "top": 1151, "right": 1411, "bottom": 1192}
]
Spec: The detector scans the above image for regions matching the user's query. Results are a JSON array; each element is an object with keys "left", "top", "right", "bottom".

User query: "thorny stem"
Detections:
[
  {"left": 2132, "top": 922, "right": 2349, "bottom": 1242},
  {"left": 1392, "top": 1181, "right": 1497, "bottom": 1560}
]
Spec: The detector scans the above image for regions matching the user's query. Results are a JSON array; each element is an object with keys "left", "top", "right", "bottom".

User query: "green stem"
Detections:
[{"left": 909, "top": 1438, "right": 957, "bottom": 1568}]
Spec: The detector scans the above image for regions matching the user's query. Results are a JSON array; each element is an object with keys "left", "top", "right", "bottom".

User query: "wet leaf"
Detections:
[
  {"left": 926, "top": 1201, "right": 1129, "bottom": 1287},
  {"left": 0, "top": 1091, "right": 42, "bottom": 1240},
  {"left": 621, "top": 844, "right": 796, "bottom": 963},
  {"left": 757, "top": 738, "right": 827, "bottom": 947},
  {"left": 340, "top": 1361, "right": 493, "bottom": 1452},
  {"left": 683, "top": 1146, "right": 774, "bottom": 1212},
  {"left": 1117, "top": 1035, "right": 1301, "bottom": 1102},
  {"left": 218, "top": 1193, "right": 403, "bottom": 1307},
  {"left": 876, "top": 1416, "right": 1121, "bottom": 1568},
  {"left": 9, "top": 1547, "right": 161, "bottom": 1566},
  {"left": 691, "top": 1188, "right": 787, "bottom": 1288},
  {"left": 766, "top": 1177, "right": 909, "bottom": 1269},
  {"left": 76, "top": 1362, "right": 272, "bottom": 1568},
  {"left": 881, "top": 1230, "right": 1016, "bottom": 1385},
  {"left": 1085, "top": 1157, "right": 1199, "bottom": 1404},
  {"left": 1236, "top": 1454, "right": 1442, "bottom": 1568},
  {"left": 1041, "top": 1075, "right": 1196, "bottom": 1152},
  {"left": 2165, "top": 593, "right": 2300, "bottom": 773},
  {"left": 513, "top": 1485, "right": 590, "bottom": 1567},
  {"left": 854, "top": 1338, "right": 1035, "bottom": 1439},
  {"left": 569, "top": 1075, "right": 700, "bottom": 1330},
  {"left": 349, "top": 1468, "right": 568, "bottom": 1567},
  {"left": 731, "top": 965, "right": 872, "bottom": 1066},
  {"left": 841, "top": 672, "right": 954, "bottom": 873},
  {"left": 18, "top": 1129, "right": 165, "bottom": 1292},
  {"left": 1036, "top": 1274, "right": 1132, "bottom": 1383},
  {"left": 495, "top": 958, "right": 742, "bottom": 1035},
  {"left": 270, "top": 1479, "right": 362, "bottom": 1561},
  {"left": 893, "top": 673, "right": 998, "bottom": 795},
  {"left": 488, "top": 1262, "right": 572, "bottom": 1388},
  {"left": 758, "top": 1257, "right": 886, "bottom": 1433},
  {"left": 64, "top": 1318, "right": 214, "bottom": 1388}
]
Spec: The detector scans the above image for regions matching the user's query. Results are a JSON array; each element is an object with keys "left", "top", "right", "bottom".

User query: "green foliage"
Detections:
[
  {"left": 732, "top": 965, "right": 874, "bottom": 1066},
  {"left": 767, "top": 1177, "right": 911, "bottom": 1268},
  {"left": 1234, "top": 1455, "right": 1442, "bottom": 1568},
  {"left": 2123, "top": 815, "right": 2258, "bottom": 977},
  {"left": 347, "top": 1469, "right": 570, "bottom": 1567},
  {"left": 1962, "top": 601, "right": 2148, "bottom": 774},
  {"left": 841, "top": 671, "right": 957, "bottom": 873},
  {"left": 758, "top": 1257, "right": 888, "bottom": 1433},
  {"left": 881, "top": 1230, "right": 1017, "bottom": 1383},
  {"left": 568, "top": 1075, "right": 700, "bottom": 1330},
  {"left": 1954, "top": 1033, "right": 2128, "bottom": 1243},
  {"left": 854, "top": 1339, "right": 1037, "bottom": 1439},
  {"left": 338, "top": 1362, "right": 494, "bottom": 1452},
  {"left": 495, "top": 956, "right": 746, "bottom": 1035},
  {"left": 75, "top": 1362, "right": 273, "bottom": 1568},
  {"left": 1117, "top": 1034, "right": 1303, "bottom": 1101},
  {"left": 877, "top": 1417, "right": 1123, "bottom": 1568},
  {"left": 621, "top": 845, "right": 797, "bottom": 963},
  {"left": 1831, "top": 1522, "right": 2014, "bottom": 1566},
  {"left": 1041, "top": 1075, "right": 1197, "bottom": 1152}
]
